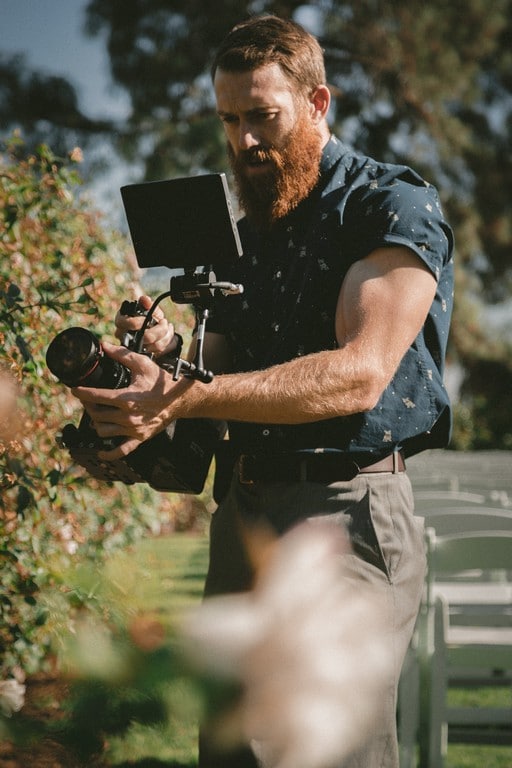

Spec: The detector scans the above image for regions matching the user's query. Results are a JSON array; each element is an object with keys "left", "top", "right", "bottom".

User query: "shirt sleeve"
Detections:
[{"left": 342, "top": 165, "right": 454, "bottom": 281}]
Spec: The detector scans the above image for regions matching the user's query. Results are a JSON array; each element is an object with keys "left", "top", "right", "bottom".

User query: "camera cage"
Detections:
[{"left": 49, "top": 173, "right": 244, "bottom": 494}]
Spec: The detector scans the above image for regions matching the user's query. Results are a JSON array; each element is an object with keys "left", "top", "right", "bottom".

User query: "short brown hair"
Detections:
[{"left": 211, "top": 15, "right": 326, "bottom": 97}]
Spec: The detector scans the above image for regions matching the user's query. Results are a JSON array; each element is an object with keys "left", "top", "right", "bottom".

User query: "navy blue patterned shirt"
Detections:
[{"left": 208, "top": 135, "right": 454, "bottom": 459}]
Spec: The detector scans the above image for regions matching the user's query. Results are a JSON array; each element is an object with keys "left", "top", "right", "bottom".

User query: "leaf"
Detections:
[
  {"left": 23, "top": 595, "right": 37, "bottom": 606},
  {"left": 7, "top": 284, "right": 21, "bottom": 299},
  {"left": 15, "top": 335, "right": 32, "bottom": 362},
  {"left": 0, "top": 550, "right": 19, "bottom": 562},
  {"left": 46, "top": 468, "right": 62, "bottom": 486},
  {"left": 16, "top": 485, "right": 34, "bottom": 514},
  {"left": 35, "top": 608, "right": 49, "bottom": 626}
]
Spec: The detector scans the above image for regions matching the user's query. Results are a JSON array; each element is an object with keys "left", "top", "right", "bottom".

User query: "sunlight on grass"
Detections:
[
  {"left": 116, "top": 532, "right": 209, "bottom": 627},
  {"left": 446, "top": 687, "right": 512, "bottom": 767},
  {"left": 448, "top": 685, "right": 512, "bottom": 709},
  {"left": 446, "top": 744, "right": 512, "bottom": 768},
  {"left": 102, "top": 533, "right": 209, "bottom": 766},
  {"left": 106, "top": 676, "right": 201, "bottom": 766}
]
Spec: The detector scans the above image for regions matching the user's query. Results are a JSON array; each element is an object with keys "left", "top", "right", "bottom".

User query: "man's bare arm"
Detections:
[
  {"left": 75, "top": 246, "right": 436, "bottom": 458},
  {"left": 168, "top": 246, "right": 436, "bottom": 419}
]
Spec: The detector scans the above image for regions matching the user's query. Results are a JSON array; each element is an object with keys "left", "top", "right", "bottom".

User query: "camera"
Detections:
[
  {"left": 46, "top": 173, "right": 244, "bottom": 494},
  {"left": 46, "top": 301, "right": 227, "bottom": 494},
  {"left": 46, "top": 299, "right": 153, "bottom": 389},
  {"left": 46, "top": 325, "right": 131, "bottom": 389}
]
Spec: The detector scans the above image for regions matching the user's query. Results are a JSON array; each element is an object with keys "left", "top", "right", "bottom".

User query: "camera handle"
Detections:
[
  {"left": 131, "top": 271, "right": 243, "bottom": 384},
  {"left": 172, "top": 308, "right": 212, "bottom": 383}
]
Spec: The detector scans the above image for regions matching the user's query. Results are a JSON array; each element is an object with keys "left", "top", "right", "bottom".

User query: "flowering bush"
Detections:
[{"left": 0, "top": 135, "right": 194, "bottom": 681}]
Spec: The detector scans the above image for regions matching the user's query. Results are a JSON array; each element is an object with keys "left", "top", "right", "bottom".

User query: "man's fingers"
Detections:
[
  {"left": 101, "top": 340, "right": 141, "bottom": 362},
  {"left": 91, "top": 415, "right": 131, "bottom": 437},
  {"left": 72, "top": 387, "right": 130, "bottom": 408},
  {"left": 71, "top": 345, "right": 153, "bottom": 404},
  {"left": 98, "top": 437, "right": 142, "bottom": 461}
]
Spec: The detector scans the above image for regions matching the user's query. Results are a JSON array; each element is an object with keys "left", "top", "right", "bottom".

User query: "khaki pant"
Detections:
[{"left": 200, "top": 469, "right": 426, "bottom": 768}]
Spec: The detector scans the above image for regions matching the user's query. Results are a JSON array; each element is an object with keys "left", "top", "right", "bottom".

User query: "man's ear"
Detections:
[{"left": 309, "top": 84, "right": 331, "bottom": 123}]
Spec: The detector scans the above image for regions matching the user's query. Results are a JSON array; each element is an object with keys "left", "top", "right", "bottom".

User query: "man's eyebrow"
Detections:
[{"left": 217, "top": 106, "right": 277, "bottom": 117}]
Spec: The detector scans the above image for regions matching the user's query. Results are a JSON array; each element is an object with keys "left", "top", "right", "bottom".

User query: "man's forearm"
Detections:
[{"left": 175, "top": 347, "right": 385, "bottom": 425}]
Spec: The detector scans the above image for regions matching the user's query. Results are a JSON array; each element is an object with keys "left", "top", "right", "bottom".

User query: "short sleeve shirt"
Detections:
[{"left": 207, "top": 135, "right": 454, "bottom": 459}]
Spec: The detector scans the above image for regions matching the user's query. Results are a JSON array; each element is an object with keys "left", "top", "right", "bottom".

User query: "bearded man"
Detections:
[{"left": 75, "top": 14, "right": 454, "bottom": 768}]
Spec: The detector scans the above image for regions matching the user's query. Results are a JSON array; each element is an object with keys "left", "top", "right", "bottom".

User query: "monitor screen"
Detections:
[{"left": 120, "top": 173, "right": 243, "bottom": 269}]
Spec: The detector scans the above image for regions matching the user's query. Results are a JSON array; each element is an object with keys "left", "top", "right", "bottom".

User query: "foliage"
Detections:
[
  {"left": 0, "top": 135, "right": 200, "bottom": 681},
  {"left": 452, "top": 359, "right": 512, "bottom": 450},
  {"left": 0, "top": 533, "right": 209, "bottom": 766}
]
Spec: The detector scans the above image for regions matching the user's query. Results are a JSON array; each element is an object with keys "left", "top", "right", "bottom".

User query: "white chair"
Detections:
[
  {"left": 414, "top": 491, "right": 487, "bottom": 509},
  {"left": 401, "top": 529, "right": 512, "bottom": 768},
  {"left": 419, "top": 506, "right": 512, "bottom": 535}
]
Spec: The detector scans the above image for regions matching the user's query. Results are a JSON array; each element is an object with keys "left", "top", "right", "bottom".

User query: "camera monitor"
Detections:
[{"left": 120, "top": 173, "right": 243, "bottom": 270}]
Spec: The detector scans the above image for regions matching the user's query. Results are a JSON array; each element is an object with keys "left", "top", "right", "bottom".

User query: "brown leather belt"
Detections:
[{"left": 238, "top": 450, "right": 405, "bottom": 485}]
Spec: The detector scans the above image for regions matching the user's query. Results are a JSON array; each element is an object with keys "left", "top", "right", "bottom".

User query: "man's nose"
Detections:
[{"left": 238, "top": 122, "right": 259, "bottom": 150}]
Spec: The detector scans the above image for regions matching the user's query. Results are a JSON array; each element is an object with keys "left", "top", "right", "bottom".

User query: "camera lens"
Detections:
[{"left": 46, "top": 327, "right": 131, "bottom": 389}]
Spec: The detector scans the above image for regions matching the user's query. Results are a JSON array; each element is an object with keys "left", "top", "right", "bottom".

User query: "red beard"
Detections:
[{"left": 228, "top": 115, "right": 323, "bottom": 231}]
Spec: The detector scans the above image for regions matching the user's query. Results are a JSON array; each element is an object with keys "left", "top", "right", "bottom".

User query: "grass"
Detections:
[
  {"left": 445, "top": 686, "right": 512, "bottom": 768},
  {"left": 446, "top": 743, "right": 512, "bottom": 768},
  {"left": 104, "top": 532, "right": 511, "bottom": 768},
  {"left": 104, "top": 533, "right": 209, "bottom": 767}
]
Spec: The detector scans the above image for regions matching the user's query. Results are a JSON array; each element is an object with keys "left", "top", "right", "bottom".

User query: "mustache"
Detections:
[{"left": 237, "top": 146, "right": 279, "bottom": 166}]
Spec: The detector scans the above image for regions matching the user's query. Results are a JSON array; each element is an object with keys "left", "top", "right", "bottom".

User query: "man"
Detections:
[{"left": 74, "top": 14, "right": 454, "bottom": 768}]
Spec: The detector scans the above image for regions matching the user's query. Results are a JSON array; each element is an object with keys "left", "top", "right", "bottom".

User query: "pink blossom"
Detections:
[{"left": 0, "top": 679, "right": 26, "bottom": 716}]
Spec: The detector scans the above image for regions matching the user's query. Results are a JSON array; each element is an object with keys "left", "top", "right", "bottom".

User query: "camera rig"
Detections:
[
  {"left": 133, "top": 269, "right": 243, "bottom": 384},
  {"left": 47, "top": 173, "right": 244, "bottom": 494}
]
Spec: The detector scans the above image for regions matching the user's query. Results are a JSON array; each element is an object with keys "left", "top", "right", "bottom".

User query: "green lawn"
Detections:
[
  {"left": 104, "top": 533, "right": 209, "bottom": 767},
  {"left": 445, "top": 685, "right": 512, "bottom": 768},
  {"left": 104, "top": 533, "right": 512, "bottom": 768}
]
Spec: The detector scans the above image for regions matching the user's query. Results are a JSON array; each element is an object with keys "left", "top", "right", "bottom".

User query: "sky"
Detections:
[
  {"left": 0, "top": 1, "right": 319, "bottom": 116},
  {"left": 1, "top": 0, "right": 129, "bottom": 120},
  {"left": 2, "top": 0, "right": 137, "bottom": 223}
]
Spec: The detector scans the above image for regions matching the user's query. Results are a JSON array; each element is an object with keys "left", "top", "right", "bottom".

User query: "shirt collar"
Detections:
[
  {"left": 320, "top": 135, "right": 346, "bottom": 173},
  {"left": 318, "top": 135, "right": 353, "bottom": 195}
]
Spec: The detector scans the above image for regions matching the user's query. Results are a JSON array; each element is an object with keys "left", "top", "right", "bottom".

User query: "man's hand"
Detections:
[
  {"left": 115, "top": 294, "right": 181, "bottom": 359},
  {"left": 72, "top": 341, "right": 193, "bottom": 460}
]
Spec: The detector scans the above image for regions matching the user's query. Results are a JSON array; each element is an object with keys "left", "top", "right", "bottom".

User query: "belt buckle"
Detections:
[{"left": 238, "top": 454, "right": 255, "bottom": 485}]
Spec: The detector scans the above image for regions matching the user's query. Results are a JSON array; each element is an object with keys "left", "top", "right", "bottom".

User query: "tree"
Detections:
[
  {"left": 84, "top": 0, "right": 269, "bottom": 177},
  {"left": 0, "top": 53, "right": 113, "bottom": 158}
]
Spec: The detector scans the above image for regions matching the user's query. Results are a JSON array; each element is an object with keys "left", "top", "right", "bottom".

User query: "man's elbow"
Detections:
[{"left": 353, "top": 372, "right": 389, "bottom": 413}]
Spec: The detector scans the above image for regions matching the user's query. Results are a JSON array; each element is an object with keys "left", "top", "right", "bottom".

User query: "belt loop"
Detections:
[{"left": 393, "top": 450, "right": 399, "bottom": 474}]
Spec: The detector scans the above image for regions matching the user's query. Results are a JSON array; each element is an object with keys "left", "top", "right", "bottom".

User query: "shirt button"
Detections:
[{"left": 262, "top": 429, "right": 270, "bottom": 436}]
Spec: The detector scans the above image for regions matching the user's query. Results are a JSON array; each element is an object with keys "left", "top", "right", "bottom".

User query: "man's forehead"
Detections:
[{"left": 214, "top": 64, "right": 296, "bottom": 109}]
